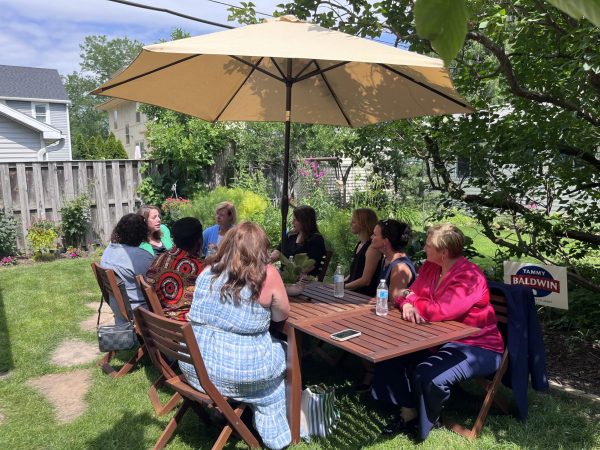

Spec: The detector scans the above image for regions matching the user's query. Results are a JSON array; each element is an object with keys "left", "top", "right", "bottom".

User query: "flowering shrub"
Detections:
[
  {"left": 27, "top": 220, "right": 59, "bottom": 258},
  {"left": 162, "top": 197, "right": 190, "bottom": 226},
  {"left": 0, "top": 256, "right": 17, "bottom": 267},
  {"left": 298, "top": 158, "right": 326, "bottom": 185},
  {"left": 66, "top": 247, "right": 84, "bottom": 258}
]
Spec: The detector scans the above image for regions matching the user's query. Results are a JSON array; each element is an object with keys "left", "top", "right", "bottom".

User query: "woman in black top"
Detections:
[
  {"left": 370, "top": 219, "right": 416, "bottom": 299},
  {"left": 271, "top": 205, "right": 326, "bottom": 277},
  {"left": 345, "top": 208, "right": 382, "bottom": 297}
]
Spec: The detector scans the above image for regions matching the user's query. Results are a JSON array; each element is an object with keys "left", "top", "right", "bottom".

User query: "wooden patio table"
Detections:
[{"left": 282, "top": 282, "right": 480, "bottom": 443}]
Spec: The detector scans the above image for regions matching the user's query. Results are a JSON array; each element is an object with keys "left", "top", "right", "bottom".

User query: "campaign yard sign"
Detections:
[{"left": 503, "top": 262, "right": 568, "bottom": 310}]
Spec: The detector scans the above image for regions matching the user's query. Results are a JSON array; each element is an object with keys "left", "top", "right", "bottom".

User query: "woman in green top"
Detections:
[{"left": 138, "top": 205, "right": 173, "bottom": 256}]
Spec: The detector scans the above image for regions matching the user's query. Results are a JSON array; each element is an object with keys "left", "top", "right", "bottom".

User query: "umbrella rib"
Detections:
[
  {"left": 214, "top": 57, "right": 265, "bottom": 122},
  {"left": 269, "top": 58, "right": 286, "bottom": 80},
  {"left": 93, "top": 54, "right": 201, "bottom": 93},
  {"left": 378, "top": 63, "right": 473, "bottom": 110},
  {"left": 230, "top": 55, "right": 285, "bottom": 83},
  {"left": 294, "top": 60, "right": 315, "bottom": 79},
  {"left": 295, "top": 61, "right": 349, "bottom": 83},
  {"left": 313, "top": 60, "right": 353, "bottom": 127}
]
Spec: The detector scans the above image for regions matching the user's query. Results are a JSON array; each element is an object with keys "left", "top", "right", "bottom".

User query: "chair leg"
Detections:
[
  {"left": 153, "top": 399, "right": 191, "bottom": 450},
  {"left": 445, "top": 350, "right": 510, "bottom": 440},
  {"left": 218, "top": 405, "right": 260, "bottom": 450},
  {"left": 148, "top": 376, "right": 182, "bottom": 416},
  {"left": 98, "top": 345, "right": 146, "bottom": 378}
]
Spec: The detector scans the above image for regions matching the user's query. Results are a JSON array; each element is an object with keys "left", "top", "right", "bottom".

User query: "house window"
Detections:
[
  {"left": 135, "top": 141, "right": 145, "bottom": 159},
  {"left": 113, "top": 110, "right": 118, "bottom": 129},
  {"left": 125, "top": 124, "right": 130, "bottom": 144},
  {"left": 33, "top": 103, "right": 49, "bottom": 123},
  {"left": 136, "top": 103, "right": 141, "bottom": 122}
]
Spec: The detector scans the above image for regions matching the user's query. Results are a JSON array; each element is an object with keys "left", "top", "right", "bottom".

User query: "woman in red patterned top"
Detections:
[
  {"left": 372, "top": 224, "right": 503, "bottom": 441},
  {"left": 146, "top": 217, "right": 203, "bottom": 321}
]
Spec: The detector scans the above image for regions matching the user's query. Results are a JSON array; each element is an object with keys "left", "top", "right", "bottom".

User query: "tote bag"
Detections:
[{"left": 299, "top": 385, "right": 340, "bottom": 438}]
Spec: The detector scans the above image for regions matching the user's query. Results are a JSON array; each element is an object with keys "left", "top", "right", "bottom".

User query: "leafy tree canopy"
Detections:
[{"left": 230, "top": 0, "right": 600, "bottom": 292}]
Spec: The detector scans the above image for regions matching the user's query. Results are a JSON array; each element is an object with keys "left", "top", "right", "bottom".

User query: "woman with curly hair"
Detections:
[
  {"left": 179, "top": 221, "right": 291, "bottom": 449},
  {"left": 100, "top": 213, "right": 155, "bottom": 324}
]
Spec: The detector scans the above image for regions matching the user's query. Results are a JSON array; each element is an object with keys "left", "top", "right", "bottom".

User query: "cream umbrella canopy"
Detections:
[{"left": 93, "top": 15, "right": 473, "bottom": 243}]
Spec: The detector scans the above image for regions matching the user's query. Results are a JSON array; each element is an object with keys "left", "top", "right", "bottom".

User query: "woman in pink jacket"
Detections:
[{"left": 372, "top": 224, "right": 503, "bottom": 441}]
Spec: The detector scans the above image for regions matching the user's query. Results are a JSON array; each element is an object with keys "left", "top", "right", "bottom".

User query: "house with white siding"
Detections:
[
  {"left": 97, "top": 98, "right": 148, "bottom": 159},
  {"left": 0, "top": 65, "right": 72, "bottom": 161}
]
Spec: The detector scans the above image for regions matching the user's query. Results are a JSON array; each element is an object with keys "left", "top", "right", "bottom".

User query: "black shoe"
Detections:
[{"left": 382, "top": 416, "right": 418, "bottom": 436}]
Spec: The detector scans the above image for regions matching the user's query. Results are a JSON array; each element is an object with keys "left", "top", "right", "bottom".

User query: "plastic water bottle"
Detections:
[
  {"left": 376, "top": 279, "right": 389, "bottom": 316},
  {"left": 333, "top": 265, "right": 344, "bottom": 298}
]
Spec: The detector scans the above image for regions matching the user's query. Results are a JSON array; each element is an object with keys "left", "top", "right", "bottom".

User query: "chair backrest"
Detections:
[
  {"left": 91, "top": 262, "right": 132, "bottom": 321},
  {"left": 318, "top": 250, "right": 333, "bottom": 282},
  {"left": 136, "top": 275, "right": 166, "bottom": 316},
  {"left": 134, "top": 307, "right": 229, "bottom": 407},
  {"left": 490, "top": 293, "right": 508, "bottom": 341}
]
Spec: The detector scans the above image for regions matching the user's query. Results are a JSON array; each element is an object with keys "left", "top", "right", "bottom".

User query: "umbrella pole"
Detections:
[{"left": 281, "top": 61, "right": 292, "bottom": 250}]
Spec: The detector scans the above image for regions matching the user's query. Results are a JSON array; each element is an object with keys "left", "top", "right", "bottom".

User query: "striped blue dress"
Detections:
[{"left": 179, "top": 268, "right": 290, "bottom": 450}]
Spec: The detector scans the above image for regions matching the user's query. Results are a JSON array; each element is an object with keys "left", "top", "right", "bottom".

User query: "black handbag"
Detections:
[{"left": 96, "top": 292, "right": 138, "bottom": 352}]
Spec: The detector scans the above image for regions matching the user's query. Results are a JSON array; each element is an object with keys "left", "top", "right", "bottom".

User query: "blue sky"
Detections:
[{"left": 0, "top": 0, "right": 283, "bottom": 76}]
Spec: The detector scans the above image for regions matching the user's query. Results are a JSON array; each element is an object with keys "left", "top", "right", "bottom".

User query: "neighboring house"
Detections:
[
  {"left": 97, "top": 98, "right": 148, "bottom": 159},
  {"left": 0, "top": 65, "right": 71, "bottom": 161}
]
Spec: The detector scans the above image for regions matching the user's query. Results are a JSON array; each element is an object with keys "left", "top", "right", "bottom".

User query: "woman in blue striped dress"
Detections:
[{"left": 179, "top": 221, "right": 291, "bottom": 449}]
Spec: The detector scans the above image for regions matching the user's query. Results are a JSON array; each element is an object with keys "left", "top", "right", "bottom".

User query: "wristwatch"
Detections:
[{"left": 401, "top": 289, "right": 412, "bottom": 298}]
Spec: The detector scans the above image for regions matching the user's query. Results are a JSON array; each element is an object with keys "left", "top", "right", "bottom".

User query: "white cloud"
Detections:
[{"left": 0, "top": 0, "right": 282, "bottom": 75}]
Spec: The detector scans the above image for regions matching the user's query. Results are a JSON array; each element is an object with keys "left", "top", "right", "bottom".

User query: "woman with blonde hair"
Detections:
[
  {"left": 202, "top": 201, "right": 237, "bottom": 256},
  {"left": 179, "top": 221, "right": 291, "bottom": 449},
  {"left": 137, "top": 205, "right": 173, "bottom": 255},
  {"left": 373, "top": 224, "right": 503, "bottom": 441}
]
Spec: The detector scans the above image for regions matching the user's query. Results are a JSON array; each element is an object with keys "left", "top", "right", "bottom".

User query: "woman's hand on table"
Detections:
[{"left": 401, "top": 303, "right": 425, "bottom": 324}]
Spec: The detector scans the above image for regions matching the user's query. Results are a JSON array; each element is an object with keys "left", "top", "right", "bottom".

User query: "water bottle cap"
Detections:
[{"left": 380, "top": 279, "right": 385, "bottom": 282}]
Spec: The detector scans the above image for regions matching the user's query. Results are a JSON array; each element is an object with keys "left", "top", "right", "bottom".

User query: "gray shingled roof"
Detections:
[{"left": 0, "top": 65, "right": 69, "bottom": 101}]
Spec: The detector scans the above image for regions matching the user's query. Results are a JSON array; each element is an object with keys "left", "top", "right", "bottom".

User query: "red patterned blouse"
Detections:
[{"left": 146, "top": 247, "right": 203, "bottom": 321}]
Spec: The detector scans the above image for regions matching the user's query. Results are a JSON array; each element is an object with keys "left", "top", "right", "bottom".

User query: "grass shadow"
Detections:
[
  {"left": 0, "top": 285, "right": 14, "bottom": 373},
  {"left": 86, "top": 412, "right": 160, "bottom": 450}
]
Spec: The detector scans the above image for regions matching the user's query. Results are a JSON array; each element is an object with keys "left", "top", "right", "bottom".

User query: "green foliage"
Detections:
[
  {"left": 279, "top": 253, "right": 316, "bottom": 284},
  {"left": 0, "top": 209, "right": 18, "bottom": 257},
  {"left": 182, "top": 186, "right": 276, "bottom": 239},
  {"left": 64, "top": 35, "right": 143, "bottom": 140},
  {"left": 59, "top": 195, "right": 91, "bottom": 248},
  {"left": 141, "top": 107, "right": 232, "bottom": 199},
  {"left": 546, "top": 0, "right": 600, "bottom": 27},
  {"left": 319, "top": 209, "right": 353, "bottom": 275},
  {"left": 161, "top": 197, "right": 191, "bottom": 227},
  {"left": 26, "top": 220, "right": 59, "bottom": 257},
  {"left": 73, "top": 133, "right": 127, "bottom": 160},
  {"left": 414, "top": 0, "right": 469, "bottom": 65}
]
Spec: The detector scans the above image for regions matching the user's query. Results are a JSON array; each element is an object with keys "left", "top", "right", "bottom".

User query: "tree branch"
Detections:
[
  {"left": 558, "top": 144, "right": 600, "bottom": 171},
  {"left": 466, "top": 31, "right": 600, "bottom": 128}
]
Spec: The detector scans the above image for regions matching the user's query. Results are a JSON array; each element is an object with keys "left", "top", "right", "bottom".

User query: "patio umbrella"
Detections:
[{"left": 92, "top": 15, "right": 473, "bottom": 244}]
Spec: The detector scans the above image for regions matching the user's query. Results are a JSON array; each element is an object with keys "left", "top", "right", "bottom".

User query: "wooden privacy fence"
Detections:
[{"left": 0, "top": 160, "right": 144, "bottom": 252}]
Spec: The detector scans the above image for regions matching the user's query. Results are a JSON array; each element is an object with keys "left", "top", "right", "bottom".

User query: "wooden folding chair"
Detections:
[
  {"left": 136, "top": 274, "right": 165, "bottom": 316},
  {"left": 134, "top": 307, "right": 260, "bottom": 450},
  {"left": 136, "top": 274, "right": 182, "bottom": 416},
  {"left": 318, "top": 250, "right": 333, "bottom": 282},
  {"left": 444, "top": 292, "right": 510, "bottom": 440},
  {"left": 91, "top": 262, "right": 146, "bottom": 378}
]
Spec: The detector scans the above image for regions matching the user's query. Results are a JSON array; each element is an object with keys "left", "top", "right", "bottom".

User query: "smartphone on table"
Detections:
[{"left": 330, "top": 328, "right": 361, "bottom": 341}]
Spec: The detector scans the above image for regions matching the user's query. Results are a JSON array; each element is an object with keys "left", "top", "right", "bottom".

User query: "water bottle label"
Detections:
[
  {"left": 334, "top": 275, "right": 343, "bottom": 283},
  {"left": 377, "top": 290, "right": 388, "bottom": 300}
]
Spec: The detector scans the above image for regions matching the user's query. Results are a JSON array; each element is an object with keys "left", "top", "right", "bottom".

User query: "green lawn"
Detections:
[{"left": 0, "top": 258, "right": 599, "bottom": 449}]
